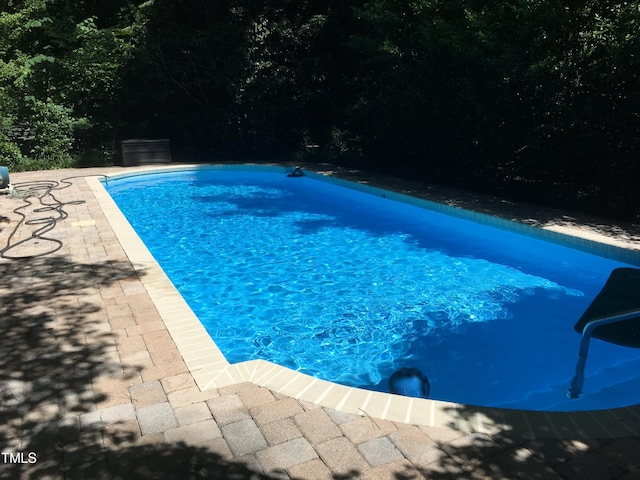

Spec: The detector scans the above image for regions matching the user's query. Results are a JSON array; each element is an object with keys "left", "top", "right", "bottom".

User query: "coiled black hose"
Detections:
[{"left": 0, "top": 176, "right": 103, "bottom": 259}]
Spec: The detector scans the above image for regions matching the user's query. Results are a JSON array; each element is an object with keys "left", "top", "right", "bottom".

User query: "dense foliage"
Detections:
[{"left": 1, "top": 1, "right": 639, "bottom": 220}]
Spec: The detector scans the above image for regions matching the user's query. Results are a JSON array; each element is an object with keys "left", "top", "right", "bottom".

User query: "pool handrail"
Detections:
[{"left": 568, "top": 308, "right": 640, "bottom": 398}]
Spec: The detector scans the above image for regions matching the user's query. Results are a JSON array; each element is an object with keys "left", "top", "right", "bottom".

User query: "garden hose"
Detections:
[{"left": 0, "top": 176, "right": 105, "bottom": 259}]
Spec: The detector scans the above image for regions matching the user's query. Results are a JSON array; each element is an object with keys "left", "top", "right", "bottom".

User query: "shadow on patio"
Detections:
[
  {"left": 0, "top": 255, "right": 283, "bottom": 479},
  {"left": 1, "top": 253, "right": 638, "bottom": 479}
]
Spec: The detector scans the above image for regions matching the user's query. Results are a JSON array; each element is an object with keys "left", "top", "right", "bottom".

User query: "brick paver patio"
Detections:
[{"left": 1, "top": 165, "right": 640, "bottom": 479}]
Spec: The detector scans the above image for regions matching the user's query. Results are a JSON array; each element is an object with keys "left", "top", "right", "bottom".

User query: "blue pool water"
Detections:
[{"left": 105, "top": 167, "right": 640, "bottom": 411}]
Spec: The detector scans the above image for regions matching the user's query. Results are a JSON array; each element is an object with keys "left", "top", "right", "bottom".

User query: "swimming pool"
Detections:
[{"left": 104, "top": 166, "right": 640, "bottom": 411}]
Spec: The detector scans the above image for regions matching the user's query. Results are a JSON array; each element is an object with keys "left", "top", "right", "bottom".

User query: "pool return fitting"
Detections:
[{"left": 389, "top": 367, "right": 431, "bottom": 399}]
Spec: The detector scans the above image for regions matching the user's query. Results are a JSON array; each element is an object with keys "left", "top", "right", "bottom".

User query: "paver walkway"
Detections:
[{"left": 1, "top": 166, "right": 640, "bottom": 479}]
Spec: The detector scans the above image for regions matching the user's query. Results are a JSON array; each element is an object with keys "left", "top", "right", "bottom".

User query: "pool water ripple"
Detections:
[{"left": 106, "top": 168, "right": 640, "bottom": 410}]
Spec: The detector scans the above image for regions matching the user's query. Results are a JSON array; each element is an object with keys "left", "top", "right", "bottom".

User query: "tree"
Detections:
[
  {"left": 1, "top": 0, "right": 637, "bottom": 219},
  {"left": 0, "top": 0, "right": 139, "bottom": 169}
]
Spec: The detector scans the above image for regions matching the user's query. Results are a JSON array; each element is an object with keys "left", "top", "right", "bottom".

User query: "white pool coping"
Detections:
[{"left": 87, "top": 163, "right": 640, "bottom": 439}]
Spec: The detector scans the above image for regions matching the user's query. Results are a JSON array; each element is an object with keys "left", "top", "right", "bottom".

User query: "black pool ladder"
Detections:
[{"left": 567, "top": 268, "right": 640, "bottom": 399}]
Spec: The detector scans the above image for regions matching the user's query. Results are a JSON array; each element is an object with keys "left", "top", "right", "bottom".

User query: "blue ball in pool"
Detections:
[{"left": 389, "top": 367, "right": 430, "bottom": 399}]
